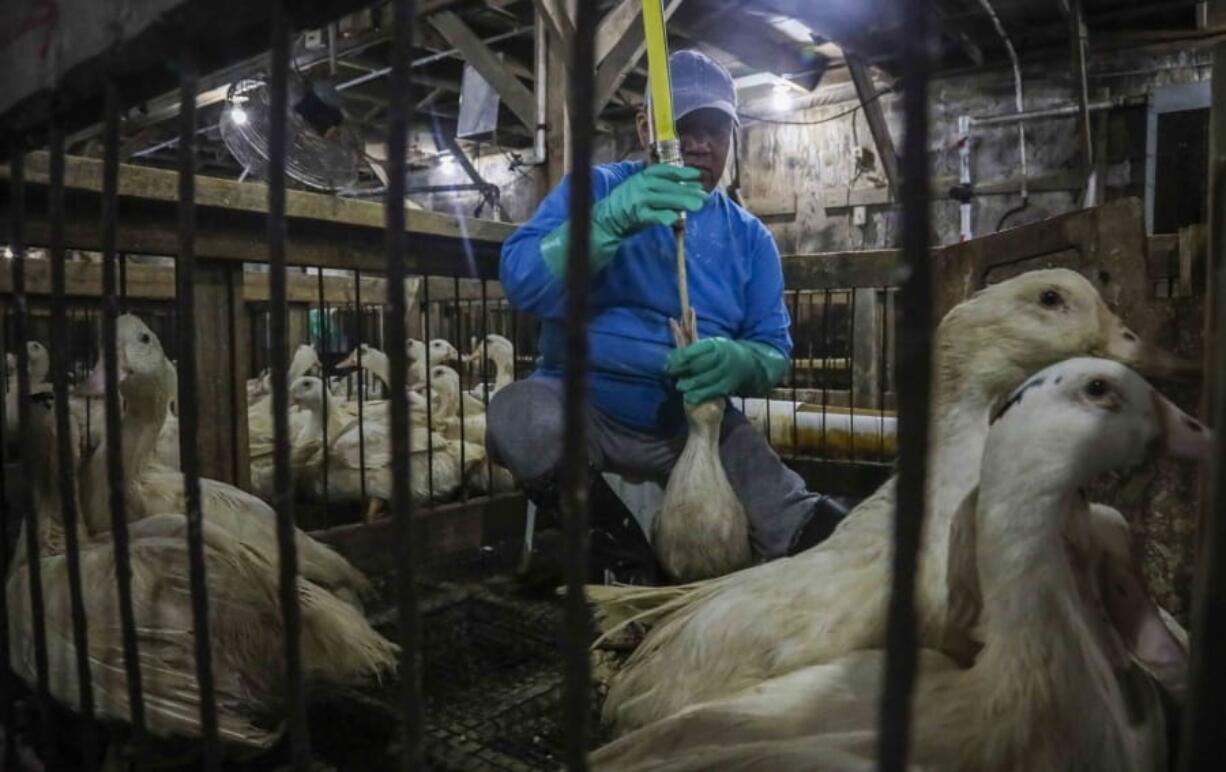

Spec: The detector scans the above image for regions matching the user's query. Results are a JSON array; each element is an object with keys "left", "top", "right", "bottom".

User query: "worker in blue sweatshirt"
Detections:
[{"left": 489, "top": 50, "right": 847, "bottom": 584}]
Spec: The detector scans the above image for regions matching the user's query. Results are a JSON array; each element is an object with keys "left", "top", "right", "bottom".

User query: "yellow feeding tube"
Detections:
[
  {"left": 642, "top": 0, "right": 677, "bottom": 144},
  {"left": 640, "top": 0, "right": 690, "bottom": 322}
]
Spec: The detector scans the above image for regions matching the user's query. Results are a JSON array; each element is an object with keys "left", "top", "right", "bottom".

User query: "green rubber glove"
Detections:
[
  {"left": 540, "top": 164, "right": 709, "bottom": 277},
  {"left": 666, "top": 338, "right": 789, "bottom": 405}
]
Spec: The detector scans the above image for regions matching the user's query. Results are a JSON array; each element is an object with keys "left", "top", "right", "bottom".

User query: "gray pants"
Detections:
[{"left": 486, "top": 377, "right": 822, "bottom": 559}]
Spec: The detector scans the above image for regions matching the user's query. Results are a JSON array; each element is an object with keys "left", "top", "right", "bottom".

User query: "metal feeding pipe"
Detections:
[{"left": 975, "top": 0, "right": 1029, "bottom": 231}]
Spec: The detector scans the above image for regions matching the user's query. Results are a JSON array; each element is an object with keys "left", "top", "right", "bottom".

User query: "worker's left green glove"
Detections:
[{"left": 666, "top": 338, "right": 789, "bottom": 405}]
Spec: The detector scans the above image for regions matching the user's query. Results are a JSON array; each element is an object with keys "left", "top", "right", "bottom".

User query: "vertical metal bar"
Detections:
[
  {"left": 852, "top": 290, "right": 861, "bottom": 461},
  {"left": 879, "top": 288, "right": 889, "bottom": 456},
  {"left": 821, "top": 290, "right": 830, "bottom": 457},
  {"left": 268, "top": 4, "right": 310, "bottom": 767},
  {"left": 878, "top": 0, "right": 934, "bottom": 767},
  {"left": 119, "top": 251, "right": 128, "bottom": 313},
  {"left": 386, "top": 2, "right": 424, "bottom": 763},
  {"left": 175, "top": 54, "right": 223, "bottom": 770},
  {"left": 422, "top": 278, "right": 435, "bottom": 502},
  {"left": 9, "top": 137, "right": 56, "bottom": 765},
  {"left": 48, "top": 117, "right": 100, "bottom": 768},
  {"left": 453, "top": 276, "right": 467, "bottom": 501},
  {"left": 100, "top": 78, "right": 149, "bottom": 746},
  {"left": 355, "top": 269, "right": 367, "bottom": 502},
  {"left": 317, "top": 269, "right": 330, "bottom": 514},
  {"left": 563, "top": 0, "right": 596, "bottom": 767},
  {"left": 789, "top": 289, "right": 799, "bottom": 456},
  {"left": 480, "top": 280, "right": 493, "bottom": 485},
  {"left": 0, "top": 309, "right": 11, "bottom": 772}
]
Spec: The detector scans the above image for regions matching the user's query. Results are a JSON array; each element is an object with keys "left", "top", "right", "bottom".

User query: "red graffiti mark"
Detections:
[{"left": 0, "top": 0, "right": 61, "bottom": 61}]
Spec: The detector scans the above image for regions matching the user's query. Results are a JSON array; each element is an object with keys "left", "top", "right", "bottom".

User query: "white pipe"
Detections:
[
  {"left": 739, "top": 398, "right": 897, "bottom": 459},
  {"left": 958, "top": 115, "right": 973, "bottom": 241},
  {"left": 532, "top": 11, "right": 547, "bottom": 165},
  {"left": 975, "top": 0, "right": 1028, "bottom": 201}
]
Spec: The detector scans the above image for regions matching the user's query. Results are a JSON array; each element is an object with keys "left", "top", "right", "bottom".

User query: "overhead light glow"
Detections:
[
  {"left": 440, "top": 154, "right": 457, "bottom": 169},
  {"left": 2, "top": 246, "right": 12, "bottom": 259},
  {"left": 772, "top": 83, "right": 793, "bottom": 112},
  {"left": 230, "top": 105, "right": 249, "bottom": 126}
]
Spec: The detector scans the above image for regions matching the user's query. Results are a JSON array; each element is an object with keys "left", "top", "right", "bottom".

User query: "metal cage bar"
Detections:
[
  {"left": 877, "top": 1, "right": 935, "bottom": 769},
  {"left": 100, "top": 78, "right": 149, "bottom": 748},
  {"left": 317, "top": 269, "right": 331, "bottom": 514},
  {"left": 385, "top": 2, "right": 425, "bottom": 765},
  {"left": 267, "top": 4, "right": 310, "bottom": 767},
  {"left": 47, "top": 115, "right": 99, "bottom": 768},
  {"left": 11, "top": 133, "right": 56, "bottom": 766},
  {"left": 562, "top": 1, "right": 597, "bottom": 768},
  {"left": 175, "top": 52, "right": 223, "bottom": 770}
]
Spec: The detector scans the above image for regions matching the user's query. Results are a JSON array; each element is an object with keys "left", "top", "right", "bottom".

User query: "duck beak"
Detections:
[
  {"left": 1100, "top": 319, "right": 1201, "bottom": 381},
  {"left": 1151, "top": 390, "right": 1214, "bottom": 462}
]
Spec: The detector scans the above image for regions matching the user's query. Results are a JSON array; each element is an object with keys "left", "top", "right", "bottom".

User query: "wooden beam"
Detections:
[
  {"left": 194, "top": 260, "right": 250, "bottom": 488},
  {"left": 596, "top": 0, "right": 642, "bottom": 65},
  {"left": 672, "top": 0, "right": 824, "bottom": 90},
  {"left": 593, "top": 0, "right": 686, "bottom": 114},
  {"left": 533, "top": 0, "right": 575, "bottom": 66},
  {"left": 846, "top": 56, "right": 900, "bottom": 198},
  {"left": 4, "top": 151, "right": 512, "bottom": 247},
  {"left": 430, "top": 11, "right": 538, "bottom": 130}
]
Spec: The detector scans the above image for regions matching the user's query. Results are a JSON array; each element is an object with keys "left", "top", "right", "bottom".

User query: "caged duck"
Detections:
[{"left": 591, "top": 358, "right": 1207, "bottom": 772}]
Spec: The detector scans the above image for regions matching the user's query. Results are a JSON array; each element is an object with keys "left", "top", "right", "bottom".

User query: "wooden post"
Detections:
[
  {"left": 851, "top": 287, "right": 881, "bottom": 408},
  {"left": 193, "top": 259, "right": 250, "bottom": 488}
]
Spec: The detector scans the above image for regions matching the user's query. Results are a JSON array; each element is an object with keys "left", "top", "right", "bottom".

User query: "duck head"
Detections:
[
  {"left": 289, "top": 375, "right": 325, "bottom": 410},
  {"left": 289, "top": 344, "right": 322, "bottom": 381},
  {"left": 428, "top": 338, "right": 459, "bottom": 365},
  {"left": 25, "top": 341, "right": 49, "bottom": 385},
  {"left": 406, "top": 338, "right": 427, "bottom": 363},
  {"left": 939, "top": 270, "right": 1194, "bottom": 406},
  {"left": 988, "top": 357, "right": 1210, "bottom": 484},
  {"left": 79, "top": 315, "right": 174, "bottom": 405}
]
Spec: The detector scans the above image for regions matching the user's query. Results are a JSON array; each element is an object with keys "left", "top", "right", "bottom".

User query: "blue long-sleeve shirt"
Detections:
[{"left": 500, "top": 160, "right": 792, "bottom": 433}]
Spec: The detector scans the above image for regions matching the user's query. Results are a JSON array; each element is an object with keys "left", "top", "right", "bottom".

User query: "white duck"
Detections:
[
  {"left": 247, "top": 344, "right": 322, "bottom": 455},
  {"left": 77, "top": 315, "right": 371, "bottom": 604},
  {"left": 6, "top": 390, "right": 397, "bottom": 751},
  {"left": 597, "top": 269, "right": 1195, "bottom": 732},
  {"left": 591, "top": 358, "right": 1207, "bottom": 771},
  {"left": 463, "top": 333, "right": 516, "bottom": 400},
  {"left": 290, "top": 374, "right": 485, "bottom": 519}
]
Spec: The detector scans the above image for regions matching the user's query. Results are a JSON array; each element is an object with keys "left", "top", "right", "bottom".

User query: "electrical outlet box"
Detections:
[
  {"left": 852, "top": 205, "right": 867, "bottom": 226},
  {"left": 303, "top": 29, "right": 325, "bottom": 49}
]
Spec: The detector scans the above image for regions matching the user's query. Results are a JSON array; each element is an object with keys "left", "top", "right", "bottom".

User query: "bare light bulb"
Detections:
[
  {"left": 230, "top": 105, "right": 249, "bottom": 126},
  {"left": 440, "top": 154, "right": 457, "bottom": 169}
]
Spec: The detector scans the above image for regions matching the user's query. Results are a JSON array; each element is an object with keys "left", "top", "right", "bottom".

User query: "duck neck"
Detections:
[
  {"left": 493, "top": 355, "right": 514, "bottom": 391},
  {"left": 120, "top": 372, "right": 173, "bottom": 477},
  {"left": 969, "top": 461, "right": 1118, "bottom": 741},
  {"left": 926, "top": 364, "right": 1000, "bottom": 530},
  {"left": 363, "top": 351, "right": 389, "bottom": 392}
]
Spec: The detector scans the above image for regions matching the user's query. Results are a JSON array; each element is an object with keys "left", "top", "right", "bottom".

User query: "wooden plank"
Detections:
[
  {"left": 311, "top": 493, "right": 528, "bottom": 574},
  {"left": 533, "top": 0, "right": 575, "bottom": 65},
  {"left": 851, "top": 288, "right": 881, "bottom": 407},
  {"left": 846, "top": 62, "right": 896, "bottom": 193},
  {"left": 743, "top": 191, "right": 797, "bottom": 219},
  {"left": 782, "top": 250, "right": 905, "bottom": 289},
  {"left": 821, "top": 171, "right": 1088, "bottom": 211},
  {"left": 596, "top": 0, "right": 641, "bottom": 64},
  {"left": 592, "top": 0, "right": 685, "bottom": 113},
  {"left": 430, "top": 11, "right": 538, "bottom": 130},
  {"left": 6, "top": 152, "right": 514, "bottom": 247},
  {"left": 194, "top": 260, "right": 250, "bottom": 488}
]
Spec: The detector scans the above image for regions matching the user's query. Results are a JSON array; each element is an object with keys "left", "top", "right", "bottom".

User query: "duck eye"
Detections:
[
  {"left": 1085, "top": 378, "right": 1109, "bottom": 398},
  {"left": 1039, "top": 289, "right": 1064, "bottom": 308},
  {"left": 139, "top": 333, "right": 151, "bottom": 344}
]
